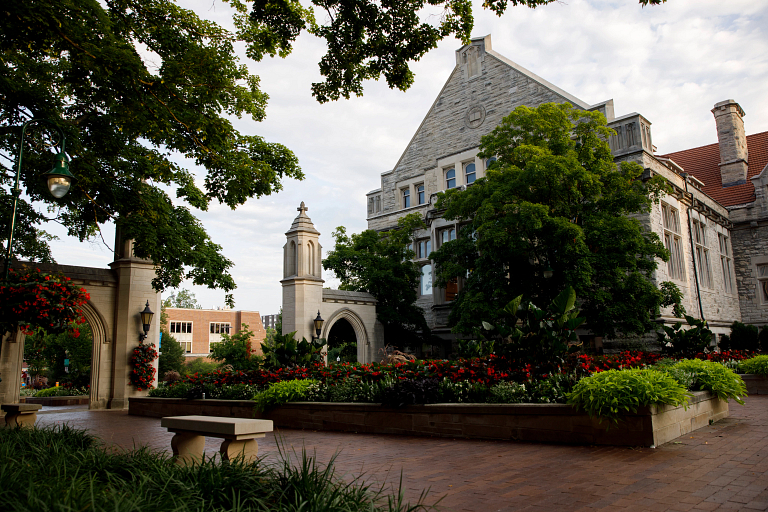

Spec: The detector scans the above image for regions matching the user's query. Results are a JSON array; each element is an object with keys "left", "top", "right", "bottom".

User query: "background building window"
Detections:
[
  {"left": 210, "top": 322, "right": 231, "bottom": 334},
  {"left": 758, "top": 264, "right": 768, "bottom": 304},
  {"left": 402, "top": 188, "right": 410, "bottom": 208},
  {"left": 170, "top": 321, "right": 192, "bottom": 334},
  {"left": 417, "top": 184, "right": 425, "bottom": 204},
  {"left": 420, "top": 265, "right": 432, "bottom": 296},
  {"left": 718, "top": 233, "right": 735, "bottom": 294},
  {"left": 465, "top": 163, "right": 476, "bottom": 184},
  {"left": 170, "top": 321, "right": 193, "bottom": 354},
  {"left": 417, "top": 239, "right": 432, "bottom": 259},
  {"left": 692, "top": 219, "right": 712, "bottom": 288},
  {"left": 486, "top": 156, "right": 497, "bottom": 168},
  {"left": 440, "top": 227, "right": 456, "bottom": 245},
  {"left": 446, "top": 168, "right": 456, "bottom": 189},
  {"left": 662, "top": 203, "right": 685, "bottom": 281}
]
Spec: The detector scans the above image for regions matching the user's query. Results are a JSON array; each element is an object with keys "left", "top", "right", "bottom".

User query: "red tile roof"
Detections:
[{"left": 659, "top": 131, "right": 768, "bottom": 207}]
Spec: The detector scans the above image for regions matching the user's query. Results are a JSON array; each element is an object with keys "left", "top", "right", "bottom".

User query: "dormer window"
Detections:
[{"left": 446, "top": 168, "right": 456, "bottom": 189}]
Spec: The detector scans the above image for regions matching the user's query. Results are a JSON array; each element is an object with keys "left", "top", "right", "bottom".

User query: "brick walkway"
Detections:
[{"left": 36, "top": 397, "right": 768, "bottom": 511}]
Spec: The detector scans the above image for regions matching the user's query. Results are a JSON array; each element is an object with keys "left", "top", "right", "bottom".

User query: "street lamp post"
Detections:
[{"left": 3, "top": 119, "right": 75, "bottom": 279}]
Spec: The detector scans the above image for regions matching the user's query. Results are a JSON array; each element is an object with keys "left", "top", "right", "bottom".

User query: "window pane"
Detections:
[
  {"left": 421, "top": 265, "right": 432, "bottom": 296},
  {"left": 758, "top": 264, "right": 768, "bottom": 278},
  {"left": 446, "top": 169, "right": 455, "bottom": 189},
  {"left": 403, "top": 189, "right": 410, "bottom": 208},
  {"left": 426, "top": 240, "right": 431, "bottom": 256},
  {"left": 417, "top": 184, "right": 425, "bottom": 204},
  {"left": 486, "top": 157, "right": 496, "bottom": 168},
  {"left": 465, "top": 163, "right": 476, "bottom": 184},
  {"left": 210, "top": 323, "right": 215, "bottom": 333}
]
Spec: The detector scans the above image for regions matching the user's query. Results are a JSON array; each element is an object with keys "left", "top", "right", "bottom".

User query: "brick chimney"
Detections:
[{"left": 711, "top": 100, "right": 748, "bottom": 187}]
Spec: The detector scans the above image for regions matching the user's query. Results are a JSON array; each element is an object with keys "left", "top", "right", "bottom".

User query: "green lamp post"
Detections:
[{"left": 3, "top": 119, "right": 75, "bottom": 279}]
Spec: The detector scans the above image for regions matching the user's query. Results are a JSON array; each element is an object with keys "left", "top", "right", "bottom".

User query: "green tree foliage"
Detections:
[
  {"left": 0, "top": 0, "right": 304, "bottom": 306},
  {"left": 432, "top": 103, "right": 682, "bottom": 338},
  {"left": 322, "top": 213, "right": 429, "bottom": 346},
  {"left": 657, "top": 315, "right": 713, "bottom": 357},
  {"left": 157, "top": 332, "right": 185, "bottom": 379},
  {"left": 260, "top": 331, "right": 325, "bottom": 369},
  {"left": 725, "top": 321, "right": 760, "bottom": 352},
  {"left": 181, "top": 357, "right": 220, "bottom": 376},
  {"left": 163, "top": 289, "right": 202, "bottom": 310},
  {"left": 241, "top": 0, "right": 668, "bottom": 103},
  {"left": 24, "top": 323, "right": 93, "bottom": 387},
  {"left": 209, "top": 323, "right": 262, "bottom": 370}
]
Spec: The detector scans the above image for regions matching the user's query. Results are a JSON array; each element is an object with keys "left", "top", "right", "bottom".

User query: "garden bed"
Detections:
[
  {"left": 129, "top": 391, "right": 727, "bottom": 448},
  {"left": 739, "top": 374, "right": 768, "bottom": 395},
  {"left": 21, "top": 396, "right": 90, "bottom": 406}
]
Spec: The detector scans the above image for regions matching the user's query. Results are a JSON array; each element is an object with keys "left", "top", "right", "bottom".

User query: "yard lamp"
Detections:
[
  {"left": 313, "top": 310, "right": 324, "bottom": 340},
  {"left": 3, "top": 119, "right": 75, "bottom": 280},
  {"left": 139, "top": 300, "right": 155, "bottom": 342}
]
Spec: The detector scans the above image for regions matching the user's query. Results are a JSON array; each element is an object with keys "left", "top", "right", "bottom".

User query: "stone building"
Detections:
[
  {"left": 364, "top": 35, "right": 767, "bottom": 345},
  {"left": 163, "top": 308, "right": 266, "bottom": 359}
]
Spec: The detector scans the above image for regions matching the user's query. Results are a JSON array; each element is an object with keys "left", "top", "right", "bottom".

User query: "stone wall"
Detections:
[{"left": 731, "top": 221, "right": 768, "bottom": 327}]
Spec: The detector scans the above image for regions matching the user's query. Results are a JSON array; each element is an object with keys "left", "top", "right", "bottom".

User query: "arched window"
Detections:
[
  {"left": 307, "top": 241, "right": 314, "bottom": 275},
  {"left": 446, "top": 168, "right": 456, "bottom": 189},
  {"left": 465, "top": 163, "right": 476, "bottom": 185}
]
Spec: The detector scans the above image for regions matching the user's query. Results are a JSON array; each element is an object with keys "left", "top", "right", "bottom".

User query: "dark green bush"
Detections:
[
  {"left": 658, "top": 315, "right": 713, "bottom": 356},
  {"left": 0, "top": 425, "right": 431, "bottom": 511},
  {"left": 34, "top": 386, "right": 88, "bottom": 397},
  {"left": 673, "top": 359, "right": 747, "bottom": 404},
  {"left": 728, "top": 321, "right": 760, "bottom": 351},
  {"left": 380, "top": 378, "right": 443, "bottom": 408},
  {"left": 567, "top": 369, "right": 692, "bottom": 423},
  {"left": 487, "top": 381, "right": 527, "bottom": 403}
]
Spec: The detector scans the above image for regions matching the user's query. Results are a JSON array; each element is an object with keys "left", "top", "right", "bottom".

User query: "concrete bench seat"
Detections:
[
  {"left": 2, "top": 403, "right": 42, "bottom": 427},
  {"left": 160, "top": 415, "right": 273, "bottom": 465}
]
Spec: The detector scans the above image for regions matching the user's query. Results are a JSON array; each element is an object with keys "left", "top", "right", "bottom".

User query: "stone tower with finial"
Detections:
[{"left": 280, "top": 202, "right": 324, "bottom": 341}]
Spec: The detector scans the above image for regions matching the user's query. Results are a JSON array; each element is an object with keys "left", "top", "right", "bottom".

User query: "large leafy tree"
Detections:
[
  {"left": 1, "top": 0, "right": 303, "bottom": 305},
  {"left": 322, "top": 213, "right": 429, "bottom": 347},
  {"left": 432, "top": 103, "right": 681, "bottom": 339},
  {"left": 243, "top": 0, "right": 668, "bottom": 102}
]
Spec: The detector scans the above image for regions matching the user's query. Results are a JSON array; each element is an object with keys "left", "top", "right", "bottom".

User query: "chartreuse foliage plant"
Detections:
[
  {"left": 673, "top": 359, "right": 747, "bottom": 404},
  {"left": 261, "top": 331, "right": 326, "bottom": 369},
  {"left": 739, "top": 355, "right": 768, "bottom": 376},
  {"left": 0, "top": 424, "right": 432, "bottom": 511},
  {"left": 567, "top": 369, "right": 692, "bottom": 424},
  {"left": 253, "top": 379, "right": 320, "bottom": 412}
]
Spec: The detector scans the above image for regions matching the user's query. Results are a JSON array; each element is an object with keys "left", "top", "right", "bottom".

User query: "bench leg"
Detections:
[
  {"left": 171, "top": 432, "right": 205, "bottom": 466},
  {"left": 220, "top": 439, "right": 258, "bottom": 463},
  {"left": 5, "top": 412, "right": 37, "bottom": 428}
]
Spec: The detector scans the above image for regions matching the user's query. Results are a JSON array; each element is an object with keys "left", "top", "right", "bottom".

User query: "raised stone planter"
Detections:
[
  {"left": 739, "top": 374, "right": 768, "bottom": 395},
  {"left": 21, "top": 396, "right": 90, "bottom": 406},
  {"left": 129, "top": 391, "right": 728, "bottom": 447}
]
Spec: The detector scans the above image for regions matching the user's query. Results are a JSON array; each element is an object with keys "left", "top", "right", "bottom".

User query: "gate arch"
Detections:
[{"left": 321, "top": 308, "right": 369, "bottom": 362}]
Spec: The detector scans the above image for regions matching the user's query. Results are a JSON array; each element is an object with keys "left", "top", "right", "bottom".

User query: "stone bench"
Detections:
[
  {"left": 2, "top": 403, "right": 42, "bottom": 427},
  {"left": 160, "top": 415, "right": 273, "bottom": 465}
]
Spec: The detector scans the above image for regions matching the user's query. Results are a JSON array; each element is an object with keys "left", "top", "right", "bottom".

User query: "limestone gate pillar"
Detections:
[{"left": 281, "top": 202, "right": 324, "bottom": 341}]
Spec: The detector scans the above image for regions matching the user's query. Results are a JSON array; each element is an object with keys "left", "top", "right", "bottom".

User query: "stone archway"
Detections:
[{"left": 320, "top": 308, "right": 370, "bottom": 363}]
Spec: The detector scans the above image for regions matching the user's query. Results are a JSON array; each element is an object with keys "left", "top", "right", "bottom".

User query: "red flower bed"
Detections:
[{"left": 166, "top": 349, "right": 758, "bottom": 391}]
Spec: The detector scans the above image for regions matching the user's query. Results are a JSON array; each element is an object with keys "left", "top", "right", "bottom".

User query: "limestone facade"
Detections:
[{"left": 364, "top": 35, "right": 767, "bottom": 343}]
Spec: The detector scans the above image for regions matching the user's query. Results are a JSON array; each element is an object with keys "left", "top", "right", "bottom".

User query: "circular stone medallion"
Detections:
[{"left": 464, "top": 104, "right": 486, "bottom": 129}]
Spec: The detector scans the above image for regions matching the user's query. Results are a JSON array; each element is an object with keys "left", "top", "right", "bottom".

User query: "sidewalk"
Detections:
[{"left": 36, "top": 396, "right": 768, "bottom": 511}]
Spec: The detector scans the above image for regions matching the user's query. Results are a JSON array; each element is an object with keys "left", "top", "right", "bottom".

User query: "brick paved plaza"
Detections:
[{"left": 36, "top": 397, "right": 768, "bottom": 511}]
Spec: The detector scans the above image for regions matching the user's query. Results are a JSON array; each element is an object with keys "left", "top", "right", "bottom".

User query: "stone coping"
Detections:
[
  {"left": 129, "top": 391, "right": 728, "bottom": 447},
  {"left": 21, "top": 396, "right": 90, "bottom": 406},
  {"left": 1, "top": 403, "right": 42, "bottom": 413},
  {"left": 739, "top": 374, "right": 768, "bottom": 395}
]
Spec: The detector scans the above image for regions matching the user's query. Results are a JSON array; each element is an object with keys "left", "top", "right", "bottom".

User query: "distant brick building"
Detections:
[
  {"left": 163, "top": 308, "right": 266, "bottom": 359},
  {"left": 261, "top": 314, "right": 279, "bottom": 330}
]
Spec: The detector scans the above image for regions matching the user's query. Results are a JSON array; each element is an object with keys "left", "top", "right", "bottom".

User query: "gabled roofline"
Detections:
[{"left": 485, "top": 50, "right": 591, "bottom": 110}]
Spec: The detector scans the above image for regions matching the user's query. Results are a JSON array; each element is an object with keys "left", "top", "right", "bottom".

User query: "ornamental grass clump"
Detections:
[
  {"left": 567, "top": 368, "right": 692, "bottom": 423},
  {"left": 0, "top": 425, "right": 432, "bottom": 511},
  {"left": 673, "top": 359, "right": 747, "bottom": 404},
  {"left": 738, "top": 355, "right": 768, "bottom": 376}
]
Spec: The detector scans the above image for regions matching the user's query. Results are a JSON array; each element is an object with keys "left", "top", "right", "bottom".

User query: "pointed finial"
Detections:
[{"left": 297, "top": 201, "right": 308, "bottom": 214}]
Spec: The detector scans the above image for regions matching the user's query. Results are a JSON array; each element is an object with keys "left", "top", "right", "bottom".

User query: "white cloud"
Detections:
[{"left": 45, "top": 0, "right": 768, "bottom": 314}]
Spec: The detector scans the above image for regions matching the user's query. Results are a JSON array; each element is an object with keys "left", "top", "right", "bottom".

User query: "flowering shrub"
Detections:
[
  {"left": 0, "top": 267, "right": 90, "bottom": 336},
  {"left": 130, "top": 342, "right": 158, "bottom": 390}
]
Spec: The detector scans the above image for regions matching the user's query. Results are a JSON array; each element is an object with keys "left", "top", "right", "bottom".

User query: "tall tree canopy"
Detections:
[
  {"left": 243, "top": 0, "right": 667, "bottom": 102},
  {"left": 432, "top": 103, "right": 681, "bottom": 339},
  {"left": 1, "top": 0, "right": 303, "bottom": 305},
  {"left": 323, "top": 213, "right": 430, "bottom": 346}
]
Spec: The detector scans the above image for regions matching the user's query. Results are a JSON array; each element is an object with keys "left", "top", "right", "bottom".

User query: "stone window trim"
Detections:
[
  {"left": 718, "top": 233, "right": 736, "bottom": 295},
  {"left": 438, "top": 226, "right": 457, "bottom": 248},
  {"left": 367, "top": 194, "right": 382, "bottom": 215},
  {"left": 414, "top": 238, "right": 433, "bottom": 260},
  {"left": 419, "top": 263, "right": 433, "bottom": 297},
  {"left": 402, "top": 187, "right": 411, "bottom": 208},
  {"left": 416, "top": 183, "right": 425, "bottom": 205},
  {"left": 464, "top": 162, "right": 477, "bottom": 186},
  {"left": 692, "top": 219, "right": 713, "bottom": 289},
  {"left": 754, "top": 258, "right": 768, "bottom": 306},
  {"left": 661, "top": 202, "right": 686, "bottom": 282},
  {"left": 445, "top": 167, "right": 457, "bottom": 189}
]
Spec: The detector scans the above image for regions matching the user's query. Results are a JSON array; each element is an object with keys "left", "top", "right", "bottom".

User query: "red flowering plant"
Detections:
[
  {"left": 130, "top": 342, "right": 158, "bottom": 390},
  {"left": 0, "top": 267, "right": 90, "bottom": 337}
]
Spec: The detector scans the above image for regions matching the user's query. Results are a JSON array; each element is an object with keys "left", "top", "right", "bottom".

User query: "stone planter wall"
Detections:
[
  {"left": 129, "top": 391, "right": 727, "bottom": 447},
  {"left": 740, "top": 374, "right": 768, "bottom": 395},
  {"left": 21, "top": 396, "right": 90, "bottom": 406}
]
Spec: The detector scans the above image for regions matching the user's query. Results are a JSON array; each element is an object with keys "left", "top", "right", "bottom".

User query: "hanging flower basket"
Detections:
[
  {"left": 0, "top": 267, "right": 90, "bottom": 337},
  {"left": 130, "top": 342, "right": 158, "bottom": 390}
]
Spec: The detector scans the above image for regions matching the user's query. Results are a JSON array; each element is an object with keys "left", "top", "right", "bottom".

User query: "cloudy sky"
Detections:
[{"left": 45, "top": 0, "right": 768, "bottom": 314}]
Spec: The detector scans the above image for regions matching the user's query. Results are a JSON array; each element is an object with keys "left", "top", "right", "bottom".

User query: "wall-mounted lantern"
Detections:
[
  {"left": 139, "top": 300, "right": 154, "bottom": 342},
  {"left": 313, "top": 310, "right": 324, "bottom": 340}
]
